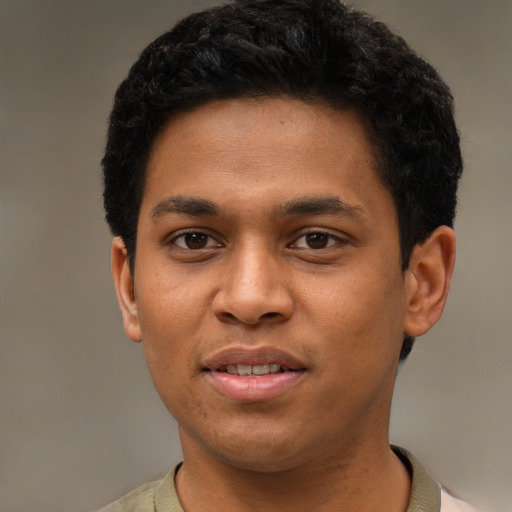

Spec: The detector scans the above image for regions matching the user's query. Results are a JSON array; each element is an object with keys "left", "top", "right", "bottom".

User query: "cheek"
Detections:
[
  {"left": 135, "top": 278, "right": 205, "bottom": 389},
  {"left": 139, "top": 300, "right": 203, "bottom": 422},
  {"left": 302, "top": 262, "right": 406, "bottom": 359},
  {"left": 136, "top": 266, "right": 208, "bottom": 337}
]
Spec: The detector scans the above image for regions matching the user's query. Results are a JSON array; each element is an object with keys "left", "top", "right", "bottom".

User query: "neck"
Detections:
[{"left": 175, "top": 437, "right": 411, "bottom": 512}]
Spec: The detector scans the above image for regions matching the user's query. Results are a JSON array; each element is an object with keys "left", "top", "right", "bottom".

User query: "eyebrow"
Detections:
[
  {"left": 151, "top": 195, "right": 219, "bottom": 219},
  {"left": 150, "top": 195, "right": 366, "bottom": 221},
  {"left": 275, "top": 196, "right": 367, "bottom": 219}
]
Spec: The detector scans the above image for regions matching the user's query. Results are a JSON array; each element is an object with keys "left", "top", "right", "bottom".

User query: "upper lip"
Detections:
[{"left": 203, "top": 346, "right": 306, "bottom": 371}]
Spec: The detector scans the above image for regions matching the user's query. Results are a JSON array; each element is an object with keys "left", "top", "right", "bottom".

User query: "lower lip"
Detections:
[{"left": 205, "top": 370, "right": 305, "bottom": 402}]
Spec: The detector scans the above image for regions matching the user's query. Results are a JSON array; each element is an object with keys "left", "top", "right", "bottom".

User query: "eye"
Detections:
[
  {"left": 292, "top": 232, "right": 341, "bottom": 249},
  {"left": 172, "top": 232, "right": 220, "bottom": 250}
]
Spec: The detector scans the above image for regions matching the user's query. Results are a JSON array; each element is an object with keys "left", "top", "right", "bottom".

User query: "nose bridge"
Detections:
[
  {"left": 213, "top": 238, "right": 293, "bottom": 324},
  {"left": 234, "top": 239, "right": 274, "bottom": 293}
]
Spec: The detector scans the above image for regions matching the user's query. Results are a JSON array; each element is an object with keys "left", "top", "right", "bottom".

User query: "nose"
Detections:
[{"left": 212, "top": 244, "right": 294, "bottom": 326}]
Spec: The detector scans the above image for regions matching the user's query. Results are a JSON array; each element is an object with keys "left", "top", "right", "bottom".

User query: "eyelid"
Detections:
[
  {"left": 163, "top": 227, "right": 349, "bottom": 250},
  {"left": 289, "top": 229, "right": 348, "bottom": 249},
  {"left": 167, "top": 228, "right": 223, "bottom": 249}
]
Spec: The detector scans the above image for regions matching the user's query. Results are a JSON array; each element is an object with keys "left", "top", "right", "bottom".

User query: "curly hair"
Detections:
[{"left": 102, "top": 0, "right": 462, "bottom": 361}]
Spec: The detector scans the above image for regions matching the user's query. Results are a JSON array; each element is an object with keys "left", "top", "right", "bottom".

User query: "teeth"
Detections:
[
  {"left": 223, "top": 364, "right": 284, "bottom": 376},
  {"left": 226, "top": 364, "right": 238, "bottom": 375},
  {"left": 237, "top": 364, "right": 252, "bottom": 376},
  {"left": 252, "top": 364, "right": 270, "bottom": 375}
]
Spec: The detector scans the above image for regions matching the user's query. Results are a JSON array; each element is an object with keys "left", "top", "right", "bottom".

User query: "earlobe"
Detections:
[
  {"left": 111, "top": 237, "right": 143, "bottom": 343},
  {"left": 403, "top": 226, "right": 456, "bottom": 337}
]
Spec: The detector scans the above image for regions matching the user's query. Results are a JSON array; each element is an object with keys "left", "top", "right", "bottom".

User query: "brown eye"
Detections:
[
  {"left": 173, "top": 232, "right": 218, "bottom": 249},
  {"left": 184, "top": 233, "right": 208, "bottom": 249},
  {"left": 291, "top": 231, "right": 342, "bottom": 250},
  {"left": 305, "top": 232, "right": 329, "bottom": 249}
]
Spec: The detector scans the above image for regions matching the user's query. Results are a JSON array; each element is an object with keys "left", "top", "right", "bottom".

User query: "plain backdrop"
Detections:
[{"left": 1, "top": 1, "right": 511, "bottom": 511}]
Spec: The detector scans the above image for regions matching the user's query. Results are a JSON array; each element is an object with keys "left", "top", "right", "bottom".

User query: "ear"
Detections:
[
  {"left": 403, "top": 226, "right": 456, "bottom": 337},
  {"left": 111, "top": 237, "right": 142, "bottom": 342}
]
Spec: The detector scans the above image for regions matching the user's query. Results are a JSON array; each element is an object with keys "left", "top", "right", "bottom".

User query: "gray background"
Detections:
[{"left": 1, "top": 1, "right": 511, "bottom": 511}]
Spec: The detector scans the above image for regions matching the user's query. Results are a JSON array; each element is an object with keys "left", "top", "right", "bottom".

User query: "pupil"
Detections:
[
  {"left": 185, "top": 233, "right": 207, "bottom": 249},
  {"left": 306, "top": 233, "right": 328, "bottom": 249}
]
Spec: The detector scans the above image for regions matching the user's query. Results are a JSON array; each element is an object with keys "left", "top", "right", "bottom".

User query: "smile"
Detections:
[
  {"left": 216, "top": 363, "right": 297, "bottom": 376},
  {"left": 203, "top": 347, "right": 306, "bottom": 402}
]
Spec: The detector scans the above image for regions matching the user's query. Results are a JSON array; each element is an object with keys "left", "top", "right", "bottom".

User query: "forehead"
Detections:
[
  {"left": 150, "top": 97, "right": 378, "bottom": 162},
  {"left": 142, "top": 97, "right": 393, "bottom": 223}
]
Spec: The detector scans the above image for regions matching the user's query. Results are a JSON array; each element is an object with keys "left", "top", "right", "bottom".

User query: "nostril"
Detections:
[
  {"left": 216, "top": 310, "right": 284, "bottom": 325},
  {"left": 212, "top": 286, "right": 294, "bottom": 325}
]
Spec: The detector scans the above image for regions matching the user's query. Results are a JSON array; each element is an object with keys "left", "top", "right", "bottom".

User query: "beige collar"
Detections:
[{"left": 154, "top": 446, "right": 441, "bottom": 512}]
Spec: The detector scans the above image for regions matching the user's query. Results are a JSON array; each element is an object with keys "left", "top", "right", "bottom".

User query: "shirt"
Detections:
[{"left": 97, "top": 446, "right": 482, "bottom": 511}]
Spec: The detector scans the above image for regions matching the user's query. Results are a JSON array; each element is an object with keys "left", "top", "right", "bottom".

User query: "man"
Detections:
[{"left": 99, "top": 0, "right": 474, "bottom": 510}]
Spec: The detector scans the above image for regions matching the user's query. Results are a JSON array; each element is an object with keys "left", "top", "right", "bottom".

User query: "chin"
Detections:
[
  {"left": 213, "top": 447, "right": 306, "bottom": 474},
  {"left": 182, "top": 421, "right": 326, "bottom": 474}
]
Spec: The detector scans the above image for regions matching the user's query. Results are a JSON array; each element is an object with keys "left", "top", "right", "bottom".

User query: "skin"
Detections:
[{"left": 112, "top": 97, "right": 456, "bottom": 511}]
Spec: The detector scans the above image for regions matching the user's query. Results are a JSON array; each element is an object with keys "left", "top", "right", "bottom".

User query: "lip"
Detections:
[
  {"left": 203, "top": 346, "right": 305, "bottom": 370},
  {"left": 203, "top": 346, "right": 307, "bottom": 402}
]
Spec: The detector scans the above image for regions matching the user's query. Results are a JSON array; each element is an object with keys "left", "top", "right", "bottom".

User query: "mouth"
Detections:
[
  {"left": 210, "top": 363, "right": 302, "bottom": 376},
  {"left": 203, "top": 347, "right": 306, "bottom": 402}
]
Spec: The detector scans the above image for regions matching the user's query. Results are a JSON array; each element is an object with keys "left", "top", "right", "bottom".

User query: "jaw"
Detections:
[{"left": 176, "top": 367, "right": 397, "bottom": 476}]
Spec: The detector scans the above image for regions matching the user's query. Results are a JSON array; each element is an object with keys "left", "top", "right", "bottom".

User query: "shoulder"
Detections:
[
  {"left": 441, "top": 489, "right": 494, "bottom": 512},
  {"left": 94, "top": 464, "right": 183, "bottom": 512},
  {"left": 393, "top": 446, "right": 493, "bottom": 512},
  {"left": 95, "top": 480, "right": 160, "bottom": 512}
]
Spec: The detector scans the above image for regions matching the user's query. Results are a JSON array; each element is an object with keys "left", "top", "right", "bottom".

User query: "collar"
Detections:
[
  {"left": 154, "top": 446, "right": 441, "bottom": 512},
  {"left": 393, "top": 445, "right": 441, "bottom": 512}
]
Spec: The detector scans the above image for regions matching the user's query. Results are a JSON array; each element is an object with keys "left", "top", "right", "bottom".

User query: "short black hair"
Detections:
[{"left": 102, "top": 0, "right": 462, "bottom": 360}]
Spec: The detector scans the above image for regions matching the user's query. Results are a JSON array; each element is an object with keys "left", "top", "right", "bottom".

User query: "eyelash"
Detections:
[
  {"left": 169, "top": 230, "right": 222, "bottom": 250},
  {"left": 167, "top": 229, "right": 346, "bottom": 251},
  {"left": 290, "top": 231, "right": 346, "bottom": 250}
]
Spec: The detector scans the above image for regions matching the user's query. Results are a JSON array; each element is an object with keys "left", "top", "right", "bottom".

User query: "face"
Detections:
[{"left": 116, "top": 97, "right": 416, "bottom": 472}]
